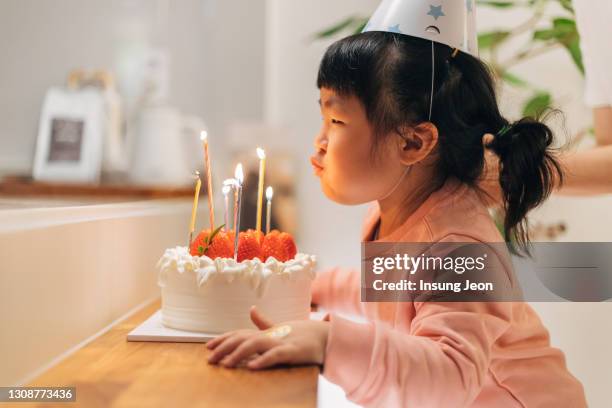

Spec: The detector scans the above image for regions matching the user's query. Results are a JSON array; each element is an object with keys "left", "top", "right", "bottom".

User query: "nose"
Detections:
[{"left": 314, "top": 127, "right": 328, "bottom": 153}]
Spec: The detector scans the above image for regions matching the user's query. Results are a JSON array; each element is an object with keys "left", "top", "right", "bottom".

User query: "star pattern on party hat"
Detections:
[
  {"left": 362, "top": 0, "right": 479, "bottom": 57},
  {"left": 427, "top": 5, "right": 445, "bottom": 20},
  {"left": 388, "top": 24, "right": 402, "bottom": 34}
]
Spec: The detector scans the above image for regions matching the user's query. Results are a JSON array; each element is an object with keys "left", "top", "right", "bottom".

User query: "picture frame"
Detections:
[{"left": 33, "top": 87, "right": 105, "bottom": 183}]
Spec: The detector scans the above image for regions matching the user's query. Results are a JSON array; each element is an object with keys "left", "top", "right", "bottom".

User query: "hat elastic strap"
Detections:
[{"left": 428, "top": 41, "right": 435, "bottom": 122}]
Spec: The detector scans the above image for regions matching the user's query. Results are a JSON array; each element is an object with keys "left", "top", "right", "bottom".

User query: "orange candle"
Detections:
[
  {"left": 200, "top": 131, "right": 215, "bottom": 230},
  {"left": 189, "top": 172, "right": 202, "bottom": 246}
]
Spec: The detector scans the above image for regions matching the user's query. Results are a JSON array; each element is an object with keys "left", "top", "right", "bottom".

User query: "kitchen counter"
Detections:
[
  {"left": 0, "top": 198, "right": 199, "bottom": 387},
  {"left": 14, "top": 300, "right": 319, "bottom": 408}
]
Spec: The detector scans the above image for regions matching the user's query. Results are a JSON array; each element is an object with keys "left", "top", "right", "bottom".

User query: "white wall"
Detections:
[{"left": 0, "top": 0, "right": 266, "bottom": 173}]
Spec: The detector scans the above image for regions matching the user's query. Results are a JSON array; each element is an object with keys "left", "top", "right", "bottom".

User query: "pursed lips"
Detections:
[{"left": 310, "top": 156, "right": 324, "bottom": 175}]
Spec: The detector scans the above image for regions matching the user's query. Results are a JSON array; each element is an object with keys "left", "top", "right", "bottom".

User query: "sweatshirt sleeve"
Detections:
[
  {"left": 323, "top": 301, "right": 513, "bottom": 407},
  {"left": 311, "top": 267, "right": 364, "bottom": 316}
]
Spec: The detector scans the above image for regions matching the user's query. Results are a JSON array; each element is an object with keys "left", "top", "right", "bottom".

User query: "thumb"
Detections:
[{"left": 250, "top": 306, "right": 273, "bottom": 330}]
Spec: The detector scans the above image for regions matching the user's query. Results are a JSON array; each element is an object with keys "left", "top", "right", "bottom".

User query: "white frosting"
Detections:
[
  {"left": 157, "top": 246, "right": 316, "bottom": 295},
  {"left": 157, "top": 246, "right": 316, "bottom": 333}
]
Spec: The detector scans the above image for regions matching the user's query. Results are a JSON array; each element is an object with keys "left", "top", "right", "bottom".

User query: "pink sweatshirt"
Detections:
[{"left": 313, "top": 179, "right": 587, "bottom": 407}]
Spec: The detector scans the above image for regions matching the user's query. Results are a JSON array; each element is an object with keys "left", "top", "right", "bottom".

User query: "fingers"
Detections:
[
  {"left": 208, "top": 333, "right": 250, "bottom": 364},
  {"left": 206, "top": 331, "right": 234, "bottom": 350},
  {"left": 250, "top": 306, "right": 274, "bottom": 330},
  {"left": 247, "top": 346, "right": 293, "bottom": 370},
  {"left": 221, "top": 336, "right": 278, "bottom": 368}
]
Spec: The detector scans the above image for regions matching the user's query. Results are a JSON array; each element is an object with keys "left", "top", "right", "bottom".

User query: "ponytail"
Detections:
[{"left": 485, "top": 114, "right": 563, "bottom": 255}]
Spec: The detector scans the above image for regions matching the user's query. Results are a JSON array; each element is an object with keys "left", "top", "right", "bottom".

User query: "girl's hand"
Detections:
[{"left": 206, "top": 306, "right": 330, "bottom": 370}]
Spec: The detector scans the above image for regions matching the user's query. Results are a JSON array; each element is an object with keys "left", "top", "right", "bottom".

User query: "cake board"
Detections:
[{"left": 127, "top": 310, "right": 327, "bottom": 343}]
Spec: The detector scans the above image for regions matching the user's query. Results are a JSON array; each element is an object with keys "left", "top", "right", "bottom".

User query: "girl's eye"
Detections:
[{"left": 331, "top": 118, "right": 344, "bottom": 125}]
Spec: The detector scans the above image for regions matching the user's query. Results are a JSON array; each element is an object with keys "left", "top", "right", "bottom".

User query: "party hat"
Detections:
[{"left": 363, "top": 0, "right": 479, "bottom": 57}]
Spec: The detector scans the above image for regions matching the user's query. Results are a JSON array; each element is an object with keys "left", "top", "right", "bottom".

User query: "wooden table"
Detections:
[{"left": 13, "top": 301, "right": 319, "bottom": 408}]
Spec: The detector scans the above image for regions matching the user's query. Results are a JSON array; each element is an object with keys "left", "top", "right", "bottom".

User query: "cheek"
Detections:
[{"left": 322, "top": 132, "right": 398, "bottom": 204}]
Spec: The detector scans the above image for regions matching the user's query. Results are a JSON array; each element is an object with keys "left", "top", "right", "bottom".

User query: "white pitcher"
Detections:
[{"left": 129, "top": 105, "right": 204, "bottom": 186}]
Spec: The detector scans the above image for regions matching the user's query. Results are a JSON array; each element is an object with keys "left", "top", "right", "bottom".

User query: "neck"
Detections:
[{"left": 377, "top": 167, "right": 443, "bottom": 239}]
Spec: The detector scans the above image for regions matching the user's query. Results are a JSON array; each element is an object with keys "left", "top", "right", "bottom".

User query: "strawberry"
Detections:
[
  {"left": 189, "top": 225, "right": 233, "bottom": 259},
  {"left": 205, "top": 230, "right": 234, "bottom": 259},
  {"left": 278, "top": 232, "right": 297, "bottom": 261},
  {"left": 251, "top": 229, "right": 264, "bottom": 245},
  {"left": 262, "top": 230, "right": 297, "bottom": 262},
  {"left": 190, "top": 231, "right": 208, "bottom": 256},
  {"left": 261, "top": 230, "right": 284, "bottom": 261},
  {"left": 236, "top": 230, "right": 263, "bottom": 262}
]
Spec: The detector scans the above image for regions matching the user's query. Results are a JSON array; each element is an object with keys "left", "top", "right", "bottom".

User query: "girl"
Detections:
[{"left": 207, "top": 31, "right": 587, "bottom": 407}]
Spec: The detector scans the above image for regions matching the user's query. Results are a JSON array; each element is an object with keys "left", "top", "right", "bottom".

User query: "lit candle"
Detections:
[
  {"left": 200, "top": 131, "right": 215, "bottom": 230},
  {"left": 255, "top": 147, "right": 266, "bottom": 232},
  {"left": 233, "top": 164, "right": 244, "bottom": 260},
  {"left": 222, "top": 184, "right": 231, "bottom": 232},
  {"left": 189, "top": 171, "right": 202, "bottom": 246},
  {"left": 265, "top": 186, "right": 273, "bottom": 234},
  {"left": 223, "top": 178, "right": 237, "bottom": 232}
]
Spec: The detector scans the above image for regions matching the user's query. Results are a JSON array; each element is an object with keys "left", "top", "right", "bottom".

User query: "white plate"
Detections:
[{"left": 127, "top": 310, "right": 327, "bottom": 343}]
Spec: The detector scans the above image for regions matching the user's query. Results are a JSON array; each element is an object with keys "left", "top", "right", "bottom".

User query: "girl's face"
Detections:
[{"left": 311, "top": 87, "right": 407, "bottom": 205}]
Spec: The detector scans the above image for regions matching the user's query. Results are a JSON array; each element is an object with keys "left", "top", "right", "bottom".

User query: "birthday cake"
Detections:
[{"left": 157, "top": 228, "right": 316, "bottom": 334}]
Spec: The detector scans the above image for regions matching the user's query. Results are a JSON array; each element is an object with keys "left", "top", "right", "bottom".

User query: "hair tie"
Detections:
[{"left": 497, "top": 124, "right": 512, "bottom": 138}]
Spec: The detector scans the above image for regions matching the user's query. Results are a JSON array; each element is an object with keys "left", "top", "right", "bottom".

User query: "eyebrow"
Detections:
[{"left": 318, "top": 96, "right": 342, "bottom": 108}]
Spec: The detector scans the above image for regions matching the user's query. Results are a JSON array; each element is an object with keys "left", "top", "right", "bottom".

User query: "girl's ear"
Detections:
[{"left": 396, "top": 122, "right": 438, "bottom": 166}]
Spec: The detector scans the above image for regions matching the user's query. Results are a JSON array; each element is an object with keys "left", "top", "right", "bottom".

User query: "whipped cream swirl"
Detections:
[{"left": 157, "top": 246, "right": 316, "bottom": 293}]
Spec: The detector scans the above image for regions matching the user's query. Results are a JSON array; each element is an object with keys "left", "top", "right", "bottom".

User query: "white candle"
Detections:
[
  {"left": 255, "top": 148, "right": 266, "bottom": 232},
  {"left": 265, "top": 186, "right": 273, "bottom": 234},
  {"left": 223, "top": 178, "right": 237, "bottom": 232},
  {"left": 222, "top": 184, "right": 231, "bottom": 232},
  {"left": 233, "top": 164, "right": 244, "bottom": 260}
]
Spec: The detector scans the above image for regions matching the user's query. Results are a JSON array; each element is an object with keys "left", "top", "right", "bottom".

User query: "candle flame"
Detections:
[
  {"left": 235, "top": 163, "right": 244, "bottom": 184},
  {"left": 256, "top": 147, "right": 266, "bottom": 160},
  {"left": 266, "top": 186, "right": 273, "bottom": 200},
  {"left": 194, "top": 170, "right": 200, "bottom": 177},
  {"left": 222, "top": 185, "right": 231, "bottom": 195},
  {"left": 200, "top": 131, "right": 208, "bottom": 141}
]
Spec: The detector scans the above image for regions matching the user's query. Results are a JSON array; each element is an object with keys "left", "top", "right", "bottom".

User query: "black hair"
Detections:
[{"left": 317, "top": 31, "right": 563, "bottom": 255}]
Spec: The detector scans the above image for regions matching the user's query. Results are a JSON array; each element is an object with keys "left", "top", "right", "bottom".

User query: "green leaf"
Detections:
[
  {"left": 207, "top": 224, "right": 225, "bottom": 245},
  {"left": 476, "top": 0, "right": 517, "bottom": 8},
  {"left": 314, "top": 16, "right": 361, "bottom": 39},
  {"left": 565, "top": 40, "right": 584, "bottom": 74},
  {"left": 478, "top": 30, "right": 510, "bottom": 49},
  {"left": 533, "top": 17, "right": 575, "bottom": 41},
  {"left": 522, "top": 92, "right": 552, "bottom": 118},
  {"left": 533, "top": 18, "right": 584, "bottom": 74}
]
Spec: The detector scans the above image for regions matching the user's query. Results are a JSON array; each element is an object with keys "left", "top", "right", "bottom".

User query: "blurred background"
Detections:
[{"left": 0, "top": 0, "right": 610, "bottom": 406}]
